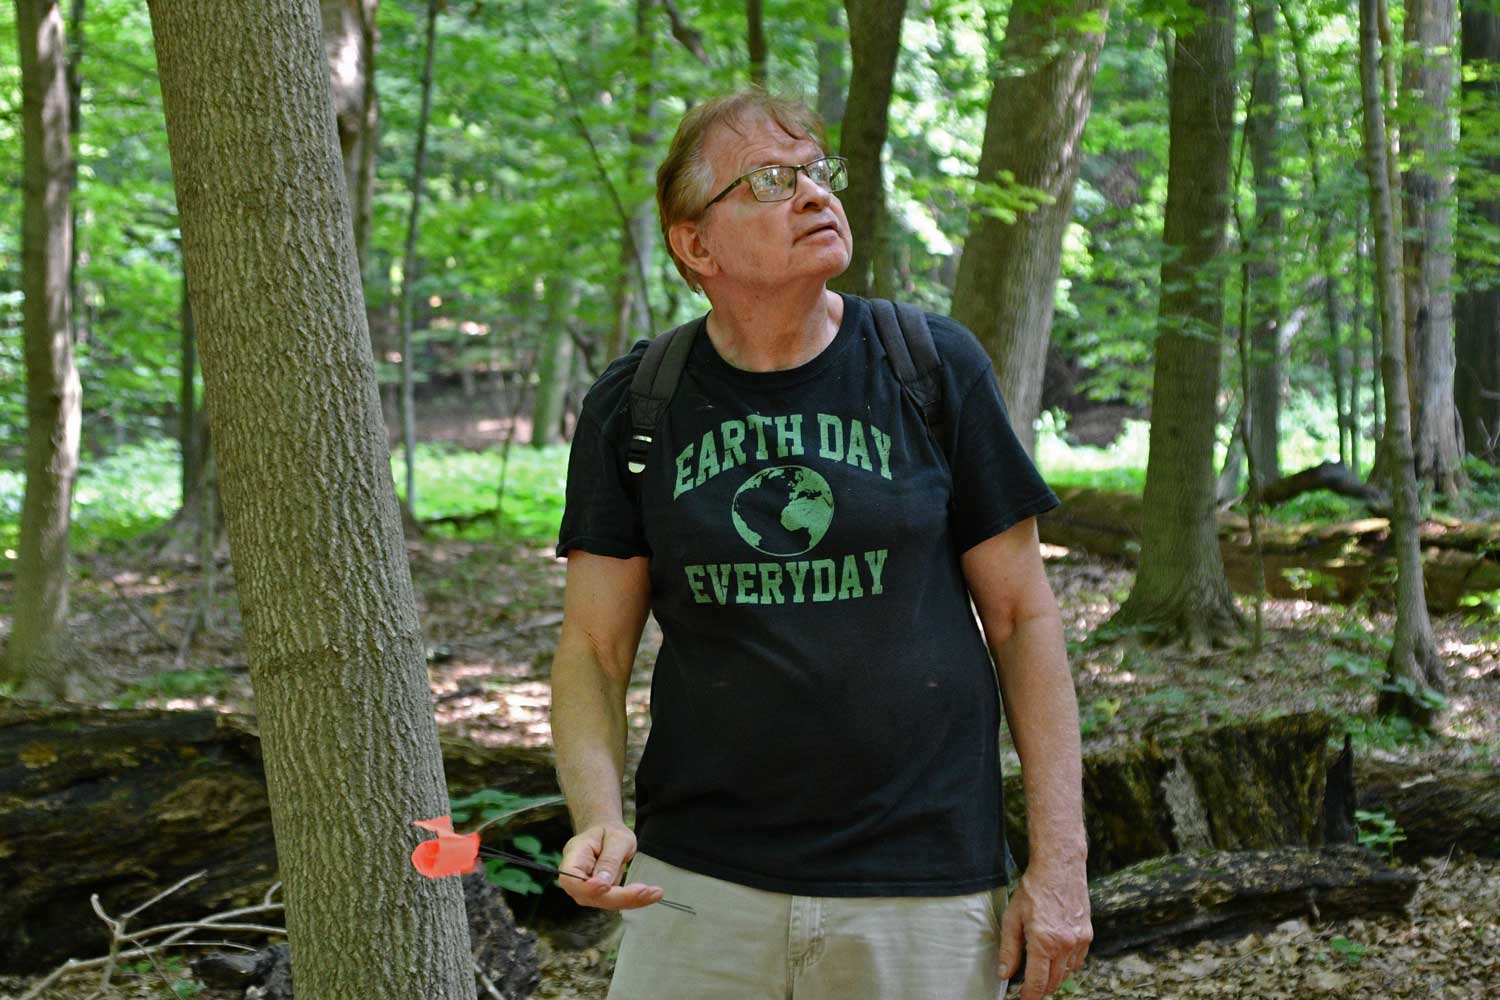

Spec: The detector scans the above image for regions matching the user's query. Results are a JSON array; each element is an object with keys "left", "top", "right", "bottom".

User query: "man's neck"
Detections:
[{"left": 702, "top": 285, "right": 844, "bottom": 373}]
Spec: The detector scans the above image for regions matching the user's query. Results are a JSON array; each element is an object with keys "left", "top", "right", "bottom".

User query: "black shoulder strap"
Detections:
[
  {"left": 870, "top": 298, "right": 945, "bottom": 444},
  {"left": 626, "top": 317, "right": 702, "bottom": 474}
]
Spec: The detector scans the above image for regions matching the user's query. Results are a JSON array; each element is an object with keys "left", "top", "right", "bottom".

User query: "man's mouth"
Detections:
[{"left": 799, "top": 222, "right": 840, "bottom": 241}]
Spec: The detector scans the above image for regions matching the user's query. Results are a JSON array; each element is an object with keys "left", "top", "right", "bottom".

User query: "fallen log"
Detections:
[
  {"left": 1354, "top": 756, "right": 1500, "bottom": 861},
  {"left": 1039, "top": 487, "right": 1500, "bottom": 613},
  {"left": 1258, "top": 461, "right": 1388, "bottom": 508},
  {"left": 1088, "top": 844, "right": 1420, "bottom": 956},
  {"left": 0, "top": 705, "right": 563, "bottom": 974},
  {"left": 1006, "top": 711, "right": 1336, "bottom": 879}
]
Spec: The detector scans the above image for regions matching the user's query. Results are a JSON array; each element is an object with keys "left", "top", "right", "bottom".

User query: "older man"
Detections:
[{"left": 550, "top": 89, "right": 1091, "bottom": 1000}]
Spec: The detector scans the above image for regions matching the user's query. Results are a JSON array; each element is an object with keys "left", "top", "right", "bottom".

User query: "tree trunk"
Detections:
[
  {"left": 1358, "top": 0, "right": 1446, "bottom": 727},
  {"left": 746, "top": 0, "right": 766, "bottom": 86},
  {"left": 179, "top": 264, "right": 201, "bottom": 505},
  {"left": 1245, "top": 0, "right": 1284, "bottom": 487},
  {"left": 830, "top": 0, "right": 905, "bottom": 299},
  {"left": 4, "top": 0, "right": 82, "bottom": 700},
  {"left": 143, "top": 0, "right": 473, "bottom": 995},
  {"left": 321, "top": 0, "right": 379, "bottom": 274},
  {"left": 1457, "top": 1, "right": 1500, "bottom": 462},
  {"left": 609, "top": 0, "right": 657, "bottom": 359},
  {"left": 531, "top": 280, "right": 577, "bottom": 448},
  {"left": 1401, "top": 0, "right": 1466, "bottom": 495},
  {"left": 1108, "top": 0, "right": 1243, "bottom": 650},
  {"left": 949, "top": 0, "right": 1108, "bottom": 458},
  {"left": 815, "top": 0, "right": 846, "bottom": 135},
  {"left": 398, "top": 0, "right": 438, "bottom": 516},
  {"left": 1356, "top": 756, "right": 1500, "bottom": 862}
]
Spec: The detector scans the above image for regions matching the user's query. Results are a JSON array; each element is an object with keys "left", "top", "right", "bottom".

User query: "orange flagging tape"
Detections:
[{"left": 411, "top": 815, "right": 480, "bottom": 878}]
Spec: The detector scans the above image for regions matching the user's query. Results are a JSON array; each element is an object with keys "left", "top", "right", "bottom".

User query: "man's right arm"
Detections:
[{"left": 549, "top": 550, "right": 663, "bottom": 910}]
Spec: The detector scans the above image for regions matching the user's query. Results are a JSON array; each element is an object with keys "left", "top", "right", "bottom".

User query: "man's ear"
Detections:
[{"left": 669, "top": 220, "right": 718, "bottom": 283}]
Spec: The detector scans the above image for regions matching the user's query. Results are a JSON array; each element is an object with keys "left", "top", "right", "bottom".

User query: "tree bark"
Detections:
[
  {"left": 321, "top": 0, "right": 380, "bottom": 274},
  {"left": 830, "top": 0, "right": 905, "bottom": 299},
  {"left": 532, "top": 280, "right": 577, "bottom": 448},
  {"left": 4, "top": 0, "right": 82, "bottom": 699},
  {"left": 1401, "top": 0, "right": 1466, "bottom": 495},
  {"left": 143, "top": 0, "right": 473, "bottom": 994},
  {"left": 609, "top": 0, "right": 657, "bottom": 359},
  {"left": 1245, "top": 0, "right": 1284, "bottom": 487},
  {"left": 949, "top": 0, "right": 1108, "bottom": 458},
  {"left": 1109, "top": 0, "right": 1243, "bottom": 650},
  {"left": 1457, "top": 0, "right": 1500, "bottom": 462},
  {"left": 1358, "top": 0, "right": 1445, "bottom": 726},
  {"left": 815, "top": 1, "right": 846, "bottom": 134}
]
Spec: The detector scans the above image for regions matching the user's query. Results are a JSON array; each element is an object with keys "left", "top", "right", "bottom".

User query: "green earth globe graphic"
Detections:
[{"left": 731, "top": 465, "right": 835, "bottom": 557}]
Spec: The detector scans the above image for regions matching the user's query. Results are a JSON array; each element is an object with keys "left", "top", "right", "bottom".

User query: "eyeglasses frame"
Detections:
[{"left": 701, "top": 155, "right": 849, "bottom": 212}]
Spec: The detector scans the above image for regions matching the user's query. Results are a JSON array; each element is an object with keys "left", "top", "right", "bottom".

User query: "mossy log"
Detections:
[
  {"left": 1039, "top": 487, "right": 1500, "bottom": 612},
  {"left": 0, "top": 705, "right": 561, "bottom": 974},
  {"left": 1354, "top": 756, "right": 1500, "bottom": 861},
  {"left": 1005, "top": 712, "right": 1335, "bottom": 879},
  {"left": 1088, "top": 844, "right": 1419, "bottom": 956}
]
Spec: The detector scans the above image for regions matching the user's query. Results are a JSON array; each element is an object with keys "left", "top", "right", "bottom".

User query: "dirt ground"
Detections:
[{"left": 2, "top": 532, "right": 1497, "bottom": 999}]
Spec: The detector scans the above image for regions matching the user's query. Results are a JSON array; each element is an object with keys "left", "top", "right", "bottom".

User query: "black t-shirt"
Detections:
[{"left": 558, "top": 293, "right": 1060, "bottom": 896}]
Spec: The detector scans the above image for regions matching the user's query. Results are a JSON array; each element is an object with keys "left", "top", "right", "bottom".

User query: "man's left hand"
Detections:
[{"left": 997, "top": 860, "right": 1093, "bottom": 999}]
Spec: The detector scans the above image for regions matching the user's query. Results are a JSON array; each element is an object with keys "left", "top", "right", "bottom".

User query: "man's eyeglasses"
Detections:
[{"left": 702, "top": 156, "right": 849, "bottom": 211}]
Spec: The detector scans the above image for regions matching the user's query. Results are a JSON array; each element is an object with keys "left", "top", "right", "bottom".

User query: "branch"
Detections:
[{"left": 661, "top": 0, "right": 709, "bottom": 64}]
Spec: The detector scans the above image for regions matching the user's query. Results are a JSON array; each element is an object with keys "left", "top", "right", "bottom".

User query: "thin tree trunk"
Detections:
[
  {"left": 144, "top": 0, "right": 472, "bottom": 995},
  {"left": 830, "top": 0, "right": 905, "bottom": 299},
  {"left": 322, "top": 0, "right": 379, "bottom": 273},
  {"left": 64, "top": 0, "right": 82, "bottom": 334},
  {"left": 398, "top": 0, "right": 438, "bottom": 516},
  {"left": 5, "top": 0, "right": 82, "bottom": 699},
  {"left": 531, "top": 280, "right": 577, "bottom": 448},
  {"left": 1456, "top": 0, "right": 1500, "bottom": 462},
  {"left": 1358, "top": 0, "right": 1445, "bottom": 726},
  {"left": 1108, "top": 0, "right": 1243, "bottom": 651},
  {"left": 610, "top": 0, "right": 657, "bottom": 359},
  {"left": 816, "top": 1, "right": 846, "bottom": 134},
  {"left": 1245, "top": 0, "right": 1283, "bottom": 487},
  {"left": 949, "top": 0, "right": 1109, "bottom": 458},
  {"left": 1401, "top": 0, "right": 1466, "bottom": 495},
  {"left": 747, "top": 0, "right": 766, "bottom": 86}
]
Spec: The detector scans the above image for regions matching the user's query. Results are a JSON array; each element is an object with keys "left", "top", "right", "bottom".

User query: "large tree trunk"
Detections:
[
  {"left": 143, "top": 0, "right": 473, "bottom": 995},
  {"left": 1245, "top": 0, "right": 1284, "bottom": 487},
  {"left": 830, "top": 0, "right": 905, "bottom": 299},
  {"left": 1457, "top": 1, "right": 1500, "bottom": 463},
  {"left": 949, "top": 0, "right": 1108, "bottom": 458},
  {"left": 1358, "top": 0, "right": 1446, "bottom": 727},
  {"left": 1402, "top": 0, "right": 1466, "bottom": 495},
  {"left": 4, "top": 0, "right": 82, "bottom": 699},
  {"left": 1108, "top": 0, "right": 1242, "bottom": 650},
  {"left": 321, "top": 0, "right": 379, "bottom": 274}
]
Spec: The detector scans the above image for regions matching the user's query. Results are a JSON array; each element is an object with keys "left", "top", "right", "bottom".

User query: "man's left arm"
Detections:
[{"left": 962, "top": 516, "right": 1092, "bottom": 1000}]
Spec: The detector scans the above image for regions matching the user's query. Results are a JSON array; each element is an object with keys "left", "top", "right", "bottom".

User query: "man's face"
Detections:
[{"left": 690, "top": 115, "right": 853, "bottom": 291}]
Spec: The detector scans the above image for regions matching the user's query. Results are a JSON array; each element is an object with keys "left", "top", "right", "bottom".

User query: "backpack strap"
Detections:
[
  {"left": 869, "top": 298, "right": 945, "bottom": 446},
  {"left": 626, "top": 317, "right": 702, "bottom": 474}
]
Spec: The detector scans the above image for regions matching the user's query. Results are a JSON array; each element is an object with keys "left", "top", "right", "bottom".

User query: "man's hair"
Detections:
[{"left": 655, "top": 89, "right": 830, "bottom": 293}]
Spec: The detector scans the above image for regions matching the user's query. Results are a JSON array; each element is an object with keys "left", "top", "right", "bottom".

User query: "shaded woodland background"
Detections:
[{"left": 1, "top": 0, "right": 1499, "bottom": 997}]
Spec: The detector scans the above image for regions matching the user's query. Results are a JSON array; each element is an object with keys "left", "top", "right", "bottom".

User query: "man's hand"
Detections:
[
  {"left": 998, "top": 861, "right": 1093, "bottom": 999},
  {"left": 558, "top": 821, "right": 665, "bottom": 910}
]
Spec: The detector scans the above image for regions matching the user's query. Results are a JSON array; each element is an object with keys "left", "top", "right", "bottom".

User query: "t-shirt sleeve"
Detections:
[
  {"left": 948, "top": 367, "right": 1061, "bottom": 554},
  {"left": 556, "top": 410, "right": 650, "bottom": 560}
]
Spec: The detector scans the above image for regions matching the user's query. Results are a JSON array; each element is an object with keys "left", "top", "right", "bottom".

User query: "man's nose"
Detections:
[{"left": 793, "top": 170, "right": 832, "bottom": 210}]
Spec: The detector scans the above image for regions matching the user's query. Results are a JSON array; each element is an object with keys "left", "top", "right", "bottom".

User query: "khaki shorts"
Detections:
[{"left": 606, "top": 852, "right": 1010, "bottom": 1000}]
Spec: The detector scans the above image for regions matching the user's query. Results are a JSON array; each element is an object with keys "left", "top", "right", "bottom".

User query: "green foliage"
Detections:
[
  {"left": 1078, "top": 697, "right": 1121, "bottom": 739},
  {"left": 1353, "top": 808, "right": 1407, "bottom": 863},
  {"left": 1328, "top": 935, "right": 1370, "bottom": 965},
  {"left": 485, "top": 833, "right": 564, "bottom": 896},
  {"left": 1344, "top": 712, "right": 1435, "bottom": 753},
  {"left": 391, "top": 442, "right": 569, "bottom": 545},
  {"left": 111, "top": 668, "right": 231, "bottom": 708}
]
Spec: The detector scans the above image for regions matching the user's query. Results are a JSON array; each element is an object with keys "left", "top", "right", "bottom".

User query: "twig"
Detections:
[
  {"left": 475, "top": 961, "right": 507, "bottom": 1000},
  {"left": 108, "top": 577, "right": 178, "bottom": 653}
]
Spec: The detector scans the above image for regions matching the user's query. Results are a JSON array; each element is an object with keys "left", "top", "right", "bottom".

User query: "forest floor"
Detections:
[{"left": 2, "top": 529, "right": 1498, "bottom": 999}]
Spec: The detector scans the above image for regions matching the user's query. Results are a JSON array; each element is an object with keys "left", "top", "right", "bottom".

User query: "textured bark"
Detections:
[
  {"left": 1110, "top": 0, "right": 1243, "bottom": 650},
  {"left": 1358, "top": 0, "right": 1446, "bottom": 725},
  {"left": 1038, "top": 485, "right": 1500, "bottom": 613},
  {"left": 830, "top": 0, "right": 905, "bottom": 298},
  {"left": 1356, "top": 756, "right": 1500, "bottom": 861},
  {"left": 746, "top": 0, "right": 766, "bottom": 86},
  {"left": 1457, "top": 2, "right": 1500, "bottom": 462},
  {"left": 143, "top": 0, "right": 473, "bottom": 995},
  {"left": 1245, "top": 0, "right": 1284, "bottom": 486},
  {"left": 1005, "top": 712, "right": 1334, "bottom": 880},
  {"left": 949, "top": 0, "right": 1108, "bottom": 458},
  {"left": 1089, "top": 845, "right": 1418, "bottom": 957},
  {"left": 0, "top": 706, "right": 564, "bottom": 974},
  {"left": 5, "top": 0, "right": 82, "bottom": 698},
  {"left": 321, "top": 0, "right": 379, "bottom": 272},
  {"left": 1401, "top": 0, "right": 1466, "bottom": 495}
]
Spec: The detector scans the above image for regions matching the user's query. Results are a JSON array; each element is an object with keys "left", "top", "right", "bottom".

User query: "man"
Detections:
[{"left": 550, "top": 89, "right": 1091, "bottom": 1000}]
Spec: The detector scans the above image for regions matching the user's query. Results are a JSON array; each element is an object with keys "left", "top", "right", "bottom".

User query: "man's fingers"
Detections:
[
  {"left": 997, "top": 903, "right": 1024, "bottom": 979},
  {"left": 570, "top": 880, "right": 664, "bottom": 911},
  {"left": 1019, "top": 954, "right": 1052, "bottom": 1000},
  {"left": 590, "top": 828, "right": 633, "bottom": 888}
]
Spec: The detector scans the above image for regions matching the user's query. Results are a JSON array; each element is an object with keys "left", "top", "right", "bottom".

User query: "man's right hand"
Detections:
[{"left": 558, "top": 821, "right": 665, "bottom": 910}]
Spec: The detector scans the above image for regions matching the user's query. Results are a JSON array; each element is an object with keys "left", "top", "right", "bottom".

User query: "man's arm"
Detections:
[
  {"left": 962, "top": 516, "right": 1091, "bottom": 999},
  {"left": 549, "top": 550, "right": 663, "bottom": 910}
]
